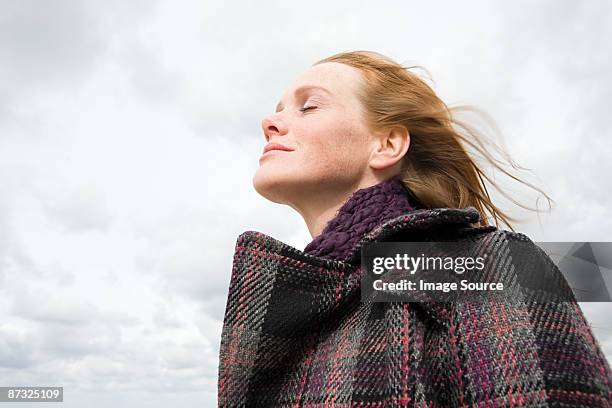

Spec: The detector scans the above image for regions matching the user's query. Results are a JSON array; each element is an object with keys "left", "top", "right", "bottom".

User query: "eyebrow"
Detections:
[{"left": 275, "top": 85, "right": 332, "bottom": 112}]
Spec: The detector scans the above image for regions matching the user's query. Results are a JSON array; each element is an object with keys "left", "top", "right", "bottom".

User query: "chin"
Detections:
[{"left": 252, "top": 167, "right": 295, "bottom": 204}]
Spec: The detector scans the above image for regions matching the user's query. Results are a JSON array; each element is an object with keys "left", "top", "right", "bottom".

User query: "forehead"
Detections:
[
  {"left": 276, "top": 62, "right": 362, "bottom": 111},
  {"left": 296, "top": 62, "right": 359, "bottom": 88}
]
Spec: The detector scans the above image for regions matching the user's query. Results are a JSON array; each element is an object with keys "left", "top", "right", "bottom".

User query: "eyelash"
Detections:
[{"left": 299, "top": 106, "right": 317, "bottom": 113}]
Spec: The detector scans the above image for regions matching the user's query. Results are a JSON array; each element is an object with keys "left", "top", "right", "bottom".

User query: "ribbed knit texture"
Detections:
[{"left": 304, "top": 174, "right": 422, "bottom": 262}]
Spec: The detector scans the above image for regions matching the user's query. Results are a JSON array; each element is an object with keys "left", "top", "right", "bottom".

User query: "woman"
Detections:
[{"left": 217, "top": 51, "right": 611, "bottom": 407}]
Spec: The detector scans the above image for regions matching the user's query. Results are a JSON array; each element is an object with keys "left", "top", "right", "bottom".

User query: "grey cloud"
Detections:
[
  {"left": 39, "top": 323, "right": 121, "bottom": 359},
  {"left": 198, "top": 294, "right": 227, "bottom": 322},
  {"left": 121, "top": 46, "right": 181, "bottom": 105},
  {"left": 10, "top": 287, "right": 140, "bottom": 327},
  {"left": 0, "top": 1, "right": 106, "bottom": 97},
  {"left": 40, "top": 187, "right": 115, "bottom": 233},
  {"left": 11, "top": 291, "right": 103, "bottom": 326},
  {"left": 152, "top": 301, "right": 185, "bottom": 329},
  {"left": 0, "top": 201, "right": 38, "bottom": 283},
  {"left": 0, "top": 0, "right": 158, "bottom": 136},
  {"left": 0, "top": 330, "right": 38, "bottom": 369},
  {"left": 0, "top": 0, "right": 159, "bottom": 94}
]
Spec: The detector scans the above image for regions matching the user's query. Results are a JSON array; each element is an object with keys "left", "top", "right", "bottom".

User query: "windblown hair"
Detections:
[{"left": 314, "top": 50, "right": 553, "bottom": 232}]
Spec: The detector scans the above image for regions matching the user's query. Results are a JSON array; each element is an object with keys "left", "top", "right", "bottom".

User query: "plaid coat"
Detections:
[{"left": 218, "top": 207, "right": 612, "bottom": 407}]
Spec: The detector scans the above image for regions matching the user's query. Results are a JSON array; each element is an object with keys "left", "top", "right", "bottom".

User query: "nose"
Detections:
[{"left": 261, "top": 114, "right": 287, "bottom": 142}]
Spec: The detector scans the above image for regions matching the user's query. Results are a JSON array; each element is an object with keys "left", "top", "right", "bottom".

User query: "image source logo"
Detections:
[{"left": 361, "top": 241, "right": 612, "bottom": 303}]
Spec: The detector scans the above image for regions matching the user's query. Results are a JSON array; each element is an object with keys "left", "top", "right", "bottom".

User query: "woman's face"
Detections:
[{"left": 253, "top": 62, "right": 375, "bottom": 209}]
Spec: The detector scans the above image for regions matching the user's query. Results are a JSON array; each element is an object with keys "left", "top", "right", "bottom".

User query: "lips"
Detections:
[{"left": 263, "top": 143, "right": 294, "bottom": 154}]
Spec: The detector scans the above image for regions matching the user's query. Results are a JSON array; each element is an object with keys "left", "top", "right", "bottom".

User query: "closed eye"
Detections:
[{"left": 299, "top": 106, "right": 317, "bottom": 113}]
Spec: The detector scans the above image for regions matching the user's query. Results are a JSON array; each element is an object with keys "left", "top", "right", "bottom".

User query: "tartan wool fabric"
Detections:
[{"left": 218, "top": 185, "right": 612, "bottom": 407}]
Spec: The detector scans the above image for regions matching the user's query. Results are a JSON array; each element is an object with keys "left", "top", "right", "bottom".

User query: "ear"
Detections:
[{"left": 368, "top": 126, "right": 410, "bottom": 170}]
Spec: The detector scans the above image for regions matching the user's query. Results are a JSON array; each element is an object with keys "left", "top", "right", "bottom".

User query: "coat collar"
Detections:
[{"left": 234, "top": 206, "right": 497, "bottom": 328}]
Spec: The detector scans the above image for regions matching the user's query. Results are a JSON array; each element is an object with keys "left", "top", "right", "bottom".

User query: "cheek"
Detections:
[{"left": 299, "top": 121, "right": 369, "bottom": 172}]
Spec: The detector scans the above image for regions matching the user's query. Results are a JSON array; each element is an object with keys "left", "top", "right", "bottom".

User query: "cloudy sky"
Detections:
[{"left": 1, "top": 0, "right": 610, "bottom": 406}]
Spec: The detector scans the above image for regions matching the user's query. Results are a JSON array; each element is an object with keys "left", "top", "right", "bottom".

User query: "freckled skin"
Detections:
[{"left": 253, "top": 62, "right": 409, "bottom": 238}]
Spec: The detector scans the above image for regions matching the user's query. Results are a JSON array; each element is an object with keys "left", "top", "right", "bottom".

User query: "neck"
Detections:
[{"left": 291, "top": 174, "right": 395, "bottom": 239}]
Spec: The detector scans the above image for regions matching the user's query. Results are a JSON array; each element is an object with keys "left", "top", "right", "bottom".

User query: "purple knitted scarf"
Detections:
[{"left": 303, "top": 174, "right": 423, "bottom": 262}]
